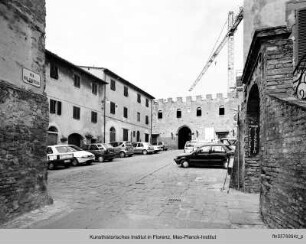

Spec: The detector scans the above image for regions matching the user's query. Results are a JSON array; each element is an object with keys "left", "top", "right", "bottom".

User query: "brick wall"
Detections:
[
  {"left": 0, "top": 81, "right": 52, "bottom": 225},
  {"left": 261, "top": 94, "right": 306, "bottom": 228}
]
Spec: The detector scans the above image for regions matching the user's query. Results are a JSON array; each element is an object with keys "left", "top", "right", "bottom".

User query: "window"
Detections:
[
  {"left": 177, "top": 109, "right": 182, "bottom": 118},
  {"left": 146, "top": 98, "right": 149, "bottom": 107},
  {"left": 158, "top": 110, "right": 163, "bottom": 119},
  {"left": 145, "top": 115, "right": 149, "bottom": 125},
  {"left": 50, "top": 63, "right": 58, "bottom": 79},
  {"left": 110, "top": 127, "right": 116, "bottom": 142},
  {"left": 136, "top": 131, "right": 140, "bottom": 141},
  {"left": 133, "top": 131, "right": 136, "bottom": 137},
  {"left": 199, "top": 146, "right": 211, "bottom": 153},
  {"left": 123, "top": 107, "right": 128, "bottom": 118},
  {"left": 196, "top": 107, "right": 202, "bottom": 117},
  {"left": 73, "top": 106, "right": 80, "bottom": 120},
  {"left": 145, "top": 133, "right": 149, "bottom": 142},
  {"left": 137, "top": 94, "right": 141, "bottom": 103},
  {"left": 297, "top": 8, "right": 306, "bottom": 63},
  {"left": 92, "top": 83, "right": 98, "bottom": 95},
  {"left": 211, "top": 145, "right": 225, "bottom": 153},
  {"left": 74, "top": 74, "right": 80, "bottom": 88},
  {"left": 91, "top": 111, "right": 97, "bottom": 123},
  {"left": 50, "top": 99, "right": 62, "bottom": 115},
  {"left": 123, "top": 128, "right": 129, "bottom": 141},
  {"left": 219, "top": 106, "right": 225, "bottom": 115},
  {"left": 124, "top": 86, "right": 128, "bottom": 97},
  {"left": 110, "top": 79, "right": 116, "bottom": 91},
  {"left": 137, "top": 112, "right": 140, "bottom": 122},
  {"left": 110, "top": 102, "right": 116, "bottom": 114}
]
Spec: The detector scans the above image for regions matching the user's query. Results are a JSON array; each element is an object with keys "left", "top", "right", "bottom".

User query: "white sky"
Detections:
[{"left": 46, "top": 0, "right": 243, "bottom": 99}]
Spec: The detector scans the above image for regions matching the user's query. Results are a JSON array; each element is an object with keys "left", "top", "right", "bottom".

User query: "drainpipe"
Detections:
[{"left": 103, "top": 72, "right": 106, "bottom": 143}]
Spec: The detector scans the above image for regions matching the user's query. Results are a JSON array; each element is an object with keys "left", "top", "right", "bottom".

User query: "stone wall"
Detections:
[
  {"left": 0, "top": 0, "right": 51, "bottom": 225},
  {"left": 0, "top": 81, "right": 52, "bottom": 225},
  {"left": 261, "top": 94, "right": 306, "bottom": 228}
]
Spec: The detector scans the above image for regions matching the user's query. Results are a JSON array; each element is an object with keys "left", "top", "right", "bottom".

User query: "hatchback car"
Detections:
[
  {"left": 47, "top": 145, "right": 74, "bottom": 170},
  {"left": 82, "top": 143, "right": 116, "bottom": 162},
  {"left": 52, "top": 144, "right": 95, "bottom": 166},
  {"left": 174, "top": 143, "right": 234, "bottom": 168},
  {"left": 184, "top": 140, "right": 209, "bottom": 153},
  {"left": 109, "top": 141, "right": 134, "bottom": 158},
  {"left": 132, "top": 142, "right": 155, "bottom": 155}
]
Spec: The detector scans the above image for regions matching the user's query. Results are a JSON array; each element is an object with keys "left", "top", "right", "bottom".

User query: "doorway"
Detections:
[
  {"left": 68, "top": 133, "right": 83, "bottom": 147},
  {"left": 178, "top": 126, "right": 191, "bottom": 149}
]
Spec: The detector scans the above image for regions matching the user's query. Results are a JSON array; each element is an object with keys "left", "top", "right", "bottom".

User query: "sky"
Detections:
[{"left": 46, "top": 0, "right": 244, "bottom": 99}]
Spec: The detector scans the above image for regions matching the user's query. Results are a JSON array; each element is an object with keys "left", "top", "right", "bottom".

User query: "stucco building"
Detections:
[
  {"left": 0, "top": 0, "right": 52, "bottom": 224},
  {"left": 45, "top": 51, "right": 107, "bottom": 147},
  {"left": 80, "top": 66, "right": 155, "bottom": 143},
  {"left": 152, "top": 91, "right": 242, "bottom": 150}
]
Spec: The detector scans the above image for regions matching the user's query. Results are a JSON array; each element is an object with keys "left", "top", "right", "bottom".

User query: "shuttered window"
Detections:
[{"left": 298, "top": 8, "right": 306, "bottom": 63}]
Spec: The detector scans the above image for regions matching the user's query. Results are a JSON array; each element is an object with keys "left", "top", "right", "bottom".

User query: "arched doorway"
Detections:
[
  {"left": 110, "top": 127, "right": 116, "bottom": 142},
  {"left": 246, "top": 85, "right": 260, "bottom": 156},
  {"left": 68, "top": 133, "right": 83, "bottom": 147},
  {"left": 178, "top": 126, "right": 191, "bottom": 149},
  {"left": 47, "top": 126, "right": 58, "bottom": 145}
]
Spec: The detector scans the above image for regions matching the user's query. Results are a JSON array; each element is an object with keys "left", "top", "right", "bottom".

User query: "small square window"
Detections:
[
  {"left": 73, "top": 106, "right": 80, "bottom": 120},
  {"left": 111, "top": 79, "right": 116, "bottom": 91},
  {"left": 74, "top": 74, "right": 80, "bottom": 88},
  {"left": 92, "top": 83, "right": 98, "bottom": 95},
  {"left": 91, "top": 111, "right": 97, "bottom": 123}
]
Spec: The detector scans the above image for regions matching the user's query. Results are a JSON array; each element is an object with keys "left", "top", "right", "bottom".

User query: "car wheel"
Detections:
[
  {"left": 71, "top": 158, "right": 78, "bottom": 166},
  {"left": 119, "top": 152, "right": 125, "bottom": 158},
  {"left": 98, "top": 156, "right": 104, "bottom": 162},
  {"left": 181, "top": 160, "right": 189, "bottom": 168},
  {"left": 142, "top": 150, "right": 148, "bottom": 155},
  {"left": 48, "top": 162, "right": 55, "bottom": 170}
]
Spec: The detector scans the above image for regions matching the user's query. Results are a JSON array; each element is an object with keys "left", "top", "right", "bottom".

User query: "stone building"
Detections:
[
  {"left": 230, "top": 0, "right": 306, "bottom": 228},
  {"left": 0, "top": 0, "right": 52, "bottom": 224},
  {"left": 45, "top": 51, "right": 107, "bottom": 146},
  {"left": 152, "top": 92, "right": 242, "bottom": 149},
  {"left": 81, "top": 67, "right": 155, "bottom": 143}
]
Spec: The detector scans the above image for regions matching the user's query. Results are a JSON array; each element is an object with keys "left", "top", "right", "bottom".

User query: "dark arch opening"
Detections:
[
  {"left": 178, "top": 126, "right": 191, "bottom": 149},
  {"left": 47, "top": 126, "right": 58, "bottom": 145},
  {"left": 68, "top": 133, "right": 83, "bottom": 147}
]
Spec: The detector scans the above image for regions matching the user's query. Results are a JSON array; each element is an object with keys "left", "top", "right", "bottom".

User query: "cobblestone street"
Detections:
[{"left": 2, "top": 151, "right": 266, "bottom": 229}]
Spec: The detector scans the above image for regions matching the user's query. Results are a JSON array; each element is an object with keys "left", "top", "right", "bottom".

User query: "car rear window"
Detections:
[{"left": 56, "top": 146, "right": 76, "bottom": 153}]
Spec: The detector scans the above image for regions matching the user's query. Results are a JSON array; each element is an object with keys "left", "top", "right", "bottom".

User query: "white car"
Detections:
[
  {"left": 50, "top": 144, "right": 95, "bottom": 166},
  {"left": 47, "top": 145, "right": 74, "bottom": 170},
  {"left": 152, "top": 144, "right": 162, "bottom": 153},
  {"left": 132, "top": 142, "right": 155, "bottom": 155}
]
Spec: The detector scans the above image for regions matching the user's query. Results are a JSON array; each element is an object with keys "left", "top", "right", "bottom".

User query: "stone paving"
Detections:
[{"left": 1, "top": 151, "right": 267, "bottom": 229}]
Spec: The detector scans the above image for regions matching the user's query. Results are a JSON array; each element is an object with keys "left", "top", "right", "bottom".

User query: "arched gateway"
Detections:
[{"left": 177, "top": 126, "right": 191, "bottom": 149}]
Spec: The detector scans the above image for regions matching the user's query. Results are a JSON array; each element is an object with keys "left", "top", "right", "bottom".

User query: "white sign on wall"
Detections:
[{"left": 22, "top": 68, "right": 41, "bottom": 87}]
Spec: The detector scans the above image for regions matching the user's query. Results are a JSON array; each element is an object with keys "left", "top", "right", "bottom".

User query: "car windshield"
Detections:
[
  {"left": 68, "top": 145, "right": 83, "bottom": 151},
  {"left": 56, "top": 146, "right": 77, "bottom": 153}
]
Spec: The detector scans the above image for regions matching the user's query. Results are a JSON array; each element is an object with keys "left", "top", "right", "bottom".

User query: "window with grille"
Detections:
[
  {"left": 74, "top": 74, "right": 80, "bottom": 88},
  {"left": 73, "top": 106, "right": 80, "bottom": 120},
  {"left": 92, "top": 83, "right": 98, "bottom": 95},
  {"left": 91, "top": 111, "right": 97, "bottom": 123},
  {"left": 50, "top": 99, "right": 62, "bottom": 115},
  {"left": 110, "top": 102, "right": 116, "bottom": 114}
]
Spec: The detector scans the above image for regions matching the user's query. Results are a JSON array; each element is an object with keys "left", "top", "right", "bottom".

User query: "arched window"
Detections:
[
  {"left": 196, "top": 107, "right": 202, "bottom": 117},
  {"left": 177, "top": 109, "right": 182, "bottom": 118},
  {"left": 110, "top": 127, "right": 116, "bottom": 142}
]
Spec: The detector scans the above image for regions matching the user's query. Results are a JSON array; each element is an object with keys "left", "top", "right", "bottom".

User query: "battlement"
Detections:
[{"left": 154, "top": 92, "right": 237, "bottom": 105}]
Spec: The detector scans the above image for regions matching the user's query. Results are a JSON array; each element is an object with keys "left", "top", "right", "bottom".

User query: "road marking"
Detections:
[{"left": 135, "top": 162, "right": 172, "bottom": 184}]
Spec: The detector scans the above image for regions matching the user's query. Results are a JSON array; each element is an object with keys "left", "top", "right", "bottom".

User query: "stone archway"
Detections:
[
  {"left": 68, "top": 133, "right": 83, "bottom": 147},
  {"left": 245, "top": 84, "right": 261, "bottom": 192},
  {"left": 177, "top": 126, "right": 191, "bottom": 149}
]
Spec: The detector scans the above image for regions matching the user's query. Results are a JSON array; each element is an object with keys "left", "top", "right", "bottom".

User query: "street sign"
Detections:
[{"left": 22, "top": 68, "right": 41, "bottom": 87}]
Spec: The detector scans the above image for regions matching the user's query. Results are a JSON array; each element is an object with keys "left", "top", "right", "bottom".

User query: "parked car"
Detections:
[
  {"left": 47, "top": 145, "right": 74, "bottom": 170},
  {"left": 132, "top": 142, "right": 155, "bottom": 155},
  {"left": 109, "top": 141, "right": 134, "bottom": 158},
  {"left": 184, "top": 140, "right": 210, "bottom": 153},
  {"left": 152, "top": 144, "right": 162, "bottom": 153},
  {"left": 174, "top": 143, "right": 234, "bottom": 168},
  {"left": 82, "top": 143, "right": 116, "bottom": 162},
  {"left": 54, "top": 144, "right": 95, "bottom": 166},
  {"left": 220, "top": 138, "right": 237, "bottom": 151},
  {"left": 152, "top": 141, "right": 168, "bottom": 151}
]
